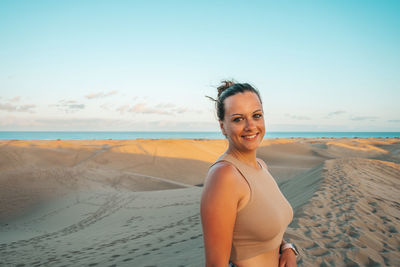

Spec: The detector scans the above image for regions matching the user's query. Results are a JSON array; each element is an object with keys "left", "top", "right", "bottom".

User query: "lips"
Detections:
[{"left": 242, "top": 133, "right": 258, "bottom": 140}]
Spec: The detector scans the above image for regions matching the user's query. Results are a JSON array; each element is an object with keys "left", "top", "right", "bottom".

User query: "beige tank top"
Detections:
[{"left": 212, "top": 154, "right": 293, "bottom": 261}]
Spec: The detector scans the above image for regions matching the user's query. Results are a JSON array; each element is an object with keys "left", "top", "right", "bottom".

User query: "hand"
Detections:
[{"left": 279, "top": 248, "right": 297, "bottom": 267}]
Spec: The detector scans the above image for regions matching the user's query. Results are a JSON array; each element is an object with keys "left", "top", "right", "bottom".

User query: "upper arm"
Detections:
[{"left": 200, "top": 163, "right": 241, "bottom": 266}]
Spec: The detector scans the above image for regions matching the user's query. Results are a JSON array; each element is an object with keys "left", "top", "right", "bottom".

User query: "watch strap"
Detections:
[{"left": 281, "top": 243, "right": 299, "bottom": 256}]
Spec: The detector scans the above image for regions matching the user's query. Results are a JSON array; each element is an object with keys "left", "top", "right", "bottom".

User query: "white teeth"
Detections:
[{"left": 243, "top": 134, "right": 257, "bottom": 139}]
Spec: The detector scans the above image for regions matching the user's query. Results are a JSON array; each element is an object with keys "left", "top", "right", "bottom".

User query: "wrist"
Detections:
[{"left": 280, "top": 242, "right": 299, "bottom": 256}]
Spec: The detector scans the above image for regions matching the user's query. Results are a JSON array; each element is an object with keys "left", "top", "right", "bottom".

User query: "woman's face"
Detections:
[{"left": 220, "top": 91, "right": 265, "bottom": 153}]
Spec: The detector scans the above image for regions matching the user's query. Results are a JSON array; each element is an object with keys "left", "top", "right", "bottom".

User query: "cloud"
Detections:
[
  {"left": 112, "top": 98, "right": 206, "bottom": 117},
  {"left": 9, "top": 96, "right": 21, "bottom": 102},
  {"left": 323, "top": 110, "right": 347, "bottom": 119},
  {"left": 18, "top": 104, "right": 36, "bottom": 112},
  {"left": 285, "top": 113, "right": 310, "bottom": 120},
  {"left": 69, "top": 104, "right": 85, "bottom": 109},
  {"left": 327, "top": 110, "right": 346, "bottom": 117},
  {"left": 129, "top": 103, "right": 172, "bottom": 115},
  {"left": 0, "top": 102, "right": 36, "bottom": 113},
  {"left": 58, "top": 100, "right": 78, "bottom": 105},
  {"left": 350, "top": 116, "right": 378, "bottom": 121},
  {"left": 172, "top": 107, "right": 190, "bottom": 114},
  {"left": 100, "top": 103, "right": 114, "bottom": 111},
  {"left": 85, "top": 90, "right": 117, "bottom": 99},
  {"left": 156, "top": 103, "right": 176, "bottom": 109},
  {"left": 0, "top": 103, "right": 17, "bottom": 112},
  {"left": 115, "top": 101, "right": 196, "bottom": 116},
  {"left": 53, "top": 99, "right": 85, "bottom": 113},
  {"left": 0, "top": 97, "right": 36, "bottom": 113},
  {"left": 116, "top": 105, "right": 129, "bottom": 114}
]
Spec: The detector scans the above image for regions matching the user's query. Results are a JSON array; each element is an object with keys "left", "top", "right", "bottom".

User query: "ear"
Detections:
[{"left": 219, "top": 120, "right": 227, "bottom": 137}]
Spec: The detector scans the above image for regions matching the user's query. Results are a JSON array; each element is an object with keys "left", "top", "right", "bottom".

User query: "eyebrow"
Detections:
[{"left": 230, "top": 109, "right": 263, "bottom": 117}]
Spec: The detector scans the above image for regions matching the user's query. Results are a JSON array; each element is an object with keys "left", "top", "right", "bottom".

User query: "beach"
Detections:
[{"left": 0, "top": 138, "right": 399, "bottom": 266}]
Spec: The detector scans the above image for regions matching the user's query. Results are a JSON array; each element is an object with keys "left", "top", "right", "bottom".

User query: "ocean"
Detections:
[{"left": 0, "top": 131, "right": 399, "bottom": 140}]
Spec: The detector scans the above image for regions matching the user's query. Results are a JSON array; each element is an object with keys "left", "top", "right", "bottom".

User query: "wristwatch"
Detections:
[{"left": 280, "top": 242, "right": 299, "bottom": 256}]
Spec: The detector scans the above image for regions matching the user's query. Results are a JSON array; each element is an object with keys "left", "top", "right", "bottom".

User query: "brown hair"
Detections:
[{"left": 207, "top": 80, "right": 262, "bottom": 121}]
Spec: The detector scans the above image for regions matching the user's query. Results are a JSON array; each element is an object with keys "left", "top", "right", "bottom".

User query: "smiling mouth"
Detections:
[{"left": 242, "top": 133, "right": 258, "bottom": 140}]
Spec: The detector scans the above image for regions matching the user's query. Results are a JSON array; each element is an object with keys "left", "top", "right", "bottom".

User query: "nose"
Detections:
[{"left": 245, "top": 118, "right": 256, "bottom": 131}]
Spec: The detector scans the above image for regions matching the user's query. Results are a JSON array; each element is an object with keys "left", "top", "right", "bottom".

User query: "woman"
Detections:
[{"left": 201, "top": 81, "right": 298, "bottom": 267}]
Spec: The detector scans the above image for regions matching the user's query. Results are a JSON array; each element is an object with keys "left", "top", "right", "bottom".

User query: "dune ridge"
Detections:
[{"left": 285, "top": 158, "right": 400, "bottom": 266}]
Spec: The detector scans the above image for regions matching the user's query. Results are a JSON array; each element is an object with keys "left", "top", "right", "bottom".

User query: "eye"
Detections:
[
  {"left": 253, "top": 113, "right": 263, "bottom": 119},
  {"left": 232, "top": 117, "right": 243, "bottom": 122}
]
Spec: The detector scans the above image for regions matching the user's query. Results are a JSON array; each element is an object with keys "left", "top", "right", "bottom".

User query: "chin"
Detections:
[
  {"left": 244, "top": 145, "right": 260, "bottom": 152},
  {"left": 242, "top": 141, "right": 262, "bottom": 152}
]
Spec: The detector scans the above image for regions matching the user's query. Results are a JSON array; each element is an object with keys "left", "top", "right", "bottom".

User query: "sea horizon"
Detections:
[{"left": 0, "top": 131, "right": 399, "bottom": 140}]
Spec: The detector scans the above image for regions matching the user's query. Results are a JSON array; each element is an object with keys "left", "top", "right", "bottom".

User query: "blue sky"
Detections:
[{"left": 1, "top": 0, "right": 399, "bottom": 131}]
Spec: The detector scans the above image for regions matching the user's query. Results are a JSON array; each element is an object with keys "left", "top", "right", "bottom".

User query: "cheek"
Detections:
[
  {"left": 258, "top": 119, "right": 265, "bottom": 128},
  {"left": 224, "top": 125, "right": 239, "bottom": 138},
  {"left": 229, "top": 124, "right": 243, "bottom": 134}
]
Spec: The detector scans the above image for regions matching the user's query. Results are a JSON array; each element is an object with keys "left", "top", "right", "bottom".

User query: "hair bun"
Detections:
[{"left": 217, "top": 80, "right": 235, "bottom": 98}]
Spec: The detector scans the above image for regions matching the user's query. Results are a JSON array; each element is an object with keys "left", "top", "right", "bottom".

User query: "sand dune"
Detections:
[
  {"left": 285, "top": 158, "right": 400, "bottom": 266},
  {"left": 1, "top": 187, "right": 204, "bottom": 266},
  {"left": 257, "top": 141, "right": 328, "bottom": 181},
  {"left": 1, "top": 138, "right": 399, "bottom": 266}
]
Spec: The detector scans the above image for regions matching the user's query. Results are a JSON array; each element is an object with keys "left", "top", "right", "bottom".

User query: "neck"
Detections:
[{"left": 226, "top": 146, "right": 258, "bottom": 169}]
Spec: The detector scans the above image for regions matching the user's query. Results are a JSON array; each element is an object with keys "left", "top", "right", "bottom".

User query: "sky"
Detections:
[{"left": 1, "top": 0, "right": 399, "bottom": 132}]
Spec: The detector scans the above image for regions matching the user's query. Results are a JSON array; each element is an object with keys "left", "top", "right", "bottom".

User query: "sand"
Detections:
[{"left": 0, "top": 138, "right": 399, "bottom": 266}]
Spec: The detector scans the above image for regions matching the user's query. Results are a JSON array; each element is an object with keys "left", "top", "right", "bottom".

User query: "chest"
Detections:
[{"left": 234, "top": 171, "right": 293, "bottom": 240}]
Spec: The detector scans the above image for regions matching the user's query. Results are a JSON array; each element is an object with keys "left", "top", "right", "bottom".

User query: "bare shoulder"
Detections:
[
  {"left": 204, "top": 161, "right": 243, "bottom": 190},
  {"left": 202, "top": 161, "right": 248, "bottom": 206},
  {"left": 201, "top": 161, "right": 245, "bottom": 222}
]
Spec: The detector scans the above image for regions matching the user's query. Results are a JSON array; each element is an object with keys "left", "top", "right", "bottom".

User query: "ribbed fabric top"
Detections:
[{"left": 212, "top": 154, "right": 293, "bottom": 261}]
